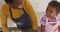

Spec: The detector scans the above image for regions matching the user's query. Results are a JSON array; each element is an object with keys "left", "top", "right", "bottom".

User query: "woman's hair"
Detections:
[
  {"left": 4, "top": 0, "right": 14, "bottom": 4},
  {"left": 48, "top": 1, "right": 60, "bottom": 12}
]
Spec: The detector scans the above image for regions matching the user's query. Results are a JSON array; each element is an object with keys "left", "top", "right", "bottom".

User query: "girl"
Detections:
[{"left": 41, "top": 1, "right": 60, "bottom": 32}]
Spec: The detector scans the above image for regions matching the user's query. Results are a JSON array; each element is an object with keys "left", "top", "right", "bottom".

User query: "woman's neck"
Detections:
[{"left": 18, "top": 0, "right": 24, "bottom": 8}]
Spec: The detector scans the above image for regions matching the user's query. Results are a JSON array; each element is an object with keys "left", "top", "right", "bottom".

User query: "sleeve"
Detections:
[
  {"left": 1, "top": 4, "right": 9, "bottom": 32},
  {"left": 40, "top": 18, "right": 45, "bottom": 25},
  {"left": 25, "top": 0, "right": 38, "bottom": 30},
  {"left": 40, "top": 17, "right": 46, "bottom": 26}
]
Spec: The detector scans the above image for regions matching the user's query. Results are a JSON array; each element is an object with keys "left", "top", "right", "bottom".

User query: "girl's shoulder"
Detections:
[
  {"left": 41, "top": 15, "right": 47, "bottom": 22},
  {"left": 42, "top": 15, "right": 47, "bottom": 18},
  {"left": 40, "top": 15, "right": 47, "bottom": 25}
]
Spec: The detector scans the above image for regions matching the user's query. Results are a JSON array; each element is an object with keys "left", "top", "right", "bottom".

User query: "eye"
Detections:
[{"left": 49, "top": 10, "right": 53, "bottom": 13}]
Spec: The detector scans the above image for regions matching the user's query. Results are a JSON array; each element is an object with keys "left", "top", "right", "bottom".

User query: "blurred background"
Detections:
[{"left": 0, "top": 0, "right": 60, "bottom": 32}]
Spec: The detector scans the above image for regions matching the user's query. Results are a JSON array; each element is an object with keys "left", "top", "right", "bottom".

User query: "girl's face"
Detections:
[{"left": 46, "top": 6, "right": 58, "bottom": 19}]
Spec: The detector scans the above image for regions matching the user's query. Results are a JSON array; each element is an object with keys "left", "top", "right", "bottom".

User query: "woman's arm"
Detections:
[
  {"left": 41, "top": 25, "right": 45, "bottom": 32},
  {"left": 1, "top": 4, "right": 9, "bottom": 32},
  {"left": 24, "top": 0, "right": 38, "bottom": 31}
]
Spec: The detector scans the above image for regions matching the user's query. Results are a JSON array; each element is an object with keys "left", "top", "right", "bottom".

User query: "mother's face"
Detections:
[{"left": 10, "top": 0, "right": 24, "bottom": 8}]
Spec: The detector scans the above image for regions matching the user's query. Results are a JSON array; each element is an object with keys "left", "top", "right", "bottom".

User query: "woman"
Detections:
[{"left": 1, "top": 0, "right": 38, "bottom": 32}]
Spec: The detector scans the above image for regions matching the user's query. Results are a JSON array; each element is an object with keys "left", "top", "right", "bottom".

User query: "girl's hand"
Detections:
[{"left": 58, "top": 26, "right": 60, "bottom": 31}]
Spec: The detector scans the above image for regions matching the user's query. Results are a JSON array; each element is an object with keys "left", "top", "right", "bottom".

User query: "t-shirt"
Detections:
[
  {"left": 40, "top": 15, "right": 60, "bottom": 32},
  {"left": 40, "top": 15, "right": 59, "bottom": 26}
]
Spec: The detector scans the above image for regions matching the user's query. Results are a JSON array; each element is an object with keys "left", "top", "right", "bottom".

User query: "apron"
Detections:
[{"left": 45, "top": 17, "right": 59, "bottom": 32}]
